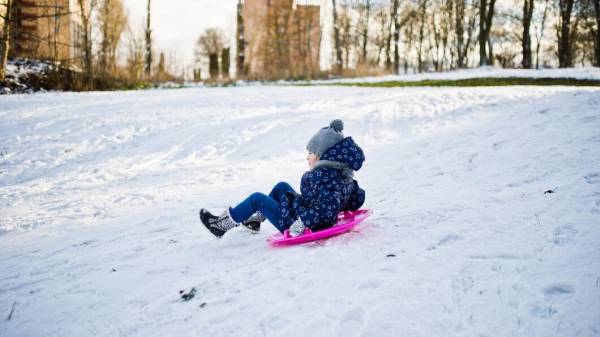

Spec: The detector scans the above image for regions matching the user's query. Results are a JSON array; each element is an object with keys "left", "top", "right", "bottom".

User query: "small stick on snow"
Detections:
[
  {"left": 6, "top": 301, "right": 16, "bottom": 321},
  {"left": 535, "top": 214, "right": 541, "bottom": 226}
]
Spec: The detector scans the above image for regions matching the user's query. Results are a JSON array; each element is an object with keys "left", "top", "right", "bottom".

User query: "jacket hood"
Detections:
[{"left": 319, "top": 137, "right": 365, "bottom": 171}]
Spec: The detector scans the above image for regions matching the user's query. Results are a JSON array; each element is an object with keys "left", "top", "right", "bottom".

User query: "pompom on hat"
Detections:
[{"left": 306, "top": 119, "right": 345, "bottom": 157}]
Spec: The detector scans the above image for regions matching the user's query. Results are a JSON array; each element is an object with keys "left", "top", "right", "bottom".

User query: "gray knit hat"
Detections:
[{"left": 306, "top": 119, "right": 345, "bottom": 157}]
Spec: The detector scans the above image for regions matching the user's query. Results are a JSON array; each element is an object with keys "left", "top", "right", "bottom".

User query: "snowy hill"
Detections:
[
  {"left": 310, "top": 67, "right": 600, "bottom": 84},
  {"left": 1, "top": 84, "right": 599, "bottom": 336}
]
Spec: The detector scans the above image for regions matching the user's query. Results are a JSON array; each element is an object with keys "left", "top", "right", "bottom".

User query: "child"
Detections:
[{"left": 199, "top": 119, "right": 365, "bottom": 239}]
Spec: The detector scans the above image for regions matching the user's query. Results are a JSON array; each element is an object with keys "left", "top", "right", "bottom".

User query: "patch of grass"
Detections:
[{"left": 309, "top": 77, "right": 600, "bottom": 87}]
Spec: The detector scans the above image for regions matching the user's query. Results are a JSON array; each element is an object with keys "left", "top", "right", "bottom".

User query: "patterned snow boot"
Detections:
[
  {"left": 241, "top": 212, "right": 266, "bottom": 233},
  {"left": 199, "top": 208, "right": 239, "bottom": 239}
]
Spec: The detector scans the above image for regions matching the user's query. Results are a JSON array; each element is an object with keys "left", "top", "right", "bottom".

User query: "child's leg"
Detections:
[
  {"left": 229, "top": 193, "right": 286, "bottom": 232},
  {"left": 268, "top": 181, "right": 296, "bottom": 202}
]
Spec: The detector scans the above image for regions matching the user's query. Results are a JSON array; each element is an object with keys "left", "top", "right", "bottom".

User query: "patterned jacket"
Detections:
[{"left": 279, "top": 137, "right": 366, "bottom": 230}]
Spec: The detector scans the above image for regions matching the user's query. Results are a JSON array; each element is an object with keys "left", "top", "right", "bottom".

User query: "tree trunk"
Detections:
[
  {"left": 221, "top": 47, "right": 230, "bottom": 79},
  {"left": 332, "top": 0, "right": 343, "bottom": 74},
  {"left": 392, "top": 0, "right": 400, "bottom": 74},
  {"left": 99, "top": 0, "right": 110, "bottom": 72},
  {"left": 417, "top": 0, "right": 427, "bottom": 72},
  {"left": 521, "top": 0, "right": 534, "bottom": 68},
  {"left": 593, "top": 0, "right": 600, "bottom": 66},
  {"left": 479, "top": 0, "right": 487, "bottom": 65},
  {"left": 487, "top": 34, "right": 494, "bottom": 65},
  {"left": 455, "top": 0, "right": 466, "bottom": 68},
  {"left": 0, "top": 0, "right": 12, "bottom": 80},
  {"left": 478, "top": 0, "right": 496, "bottom": 66},
  {"left": 77, "top": 0, "right": 94, "bottom": 88},
  {"left": 558, "top": 0, "right": 574, "bottom": 68},
  {"left": 144, "top": 0, "right": 152, "bottom": 76},
  {"left": 236, "top": 0, "right": 245, "bottom": 77},
  {"left": 385, "top": 8, "right": 393, "bottom": 70},
  {"left": 535, "top": 0, "right": 550, "bottom": 69},
  {"left": 361, "top": 0, "right": 371, "bottom": 63},
  {"left": 209, "top": 53, "right": 219, "bottom": 79}
]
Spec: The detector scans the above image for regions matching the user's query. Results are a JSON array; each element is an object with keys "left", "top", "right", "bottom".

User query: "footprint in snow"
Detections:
[
  {"left": 584, "top": 173, "right": 600, "bottom": 184},
  {"left": 426, "top": 234, "right": 463, "bottom": 250},
  {"left": 551, "top": 226, "right": 578, "bottom": 246},
  {"left": 530, "top": 303, "right": 557, "bottom": 319},
  {"left": 581, "top": 115, "right": 598, "bottom": 123},
  {"left": 452, "top": 275, "right": 474, "bottom": 294},
  {"left": 543, "top": 284, "right": 575, "bottom": 301},
  {"left": 336, "top": 307, "right": 366, "bottom": 337}
]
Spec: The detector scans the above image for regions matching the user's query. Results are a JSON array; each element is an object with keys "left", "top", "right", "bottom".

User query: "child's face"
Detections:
[{"left": 307, "top": 152, "right": 319, "bottom": 169}]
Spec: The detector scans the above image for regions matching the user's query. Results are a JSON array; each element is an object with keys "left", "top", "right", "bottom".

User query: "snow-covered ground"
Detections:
[
  {"left": 308, "top": 66, "right": 600, "bottom": 84},
  {"left": 1, "top": 84, "right": 599, "bottom": 337}
]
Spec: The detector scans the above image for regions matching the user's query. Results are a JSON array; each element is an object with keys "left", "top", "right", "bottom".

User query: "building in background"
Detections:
[
  {"left": 240, "top": 0, "right": 320, "bottom": 79},
  {"left": 8, "top": 0, "right": 76, "bottom": 63}
]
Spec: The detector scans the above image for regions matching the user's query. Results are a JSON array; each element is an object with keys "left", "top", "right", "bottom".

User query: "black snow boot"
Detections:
[
  {"left": 199, "top": 208, "right": 238, "bottom": 239},
  {"left": 241, "top": 212, "right": 266, "bottom": 233}
]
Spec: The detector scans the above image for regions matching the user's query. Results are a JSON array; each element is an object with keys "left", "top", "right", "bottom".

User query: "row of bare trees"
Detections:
[
  {"left": 329, "top": 0, "right": 599, "bottom": 74},
  {"left": 0, "top": 0, "right": 183, "bottom": 87}
]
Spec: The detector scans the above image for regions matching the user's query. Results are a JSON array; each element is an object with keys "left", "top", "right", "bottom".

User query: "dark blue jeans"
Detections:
[{"left": 229, "top": 181, "right": 296, "bottom": 233}]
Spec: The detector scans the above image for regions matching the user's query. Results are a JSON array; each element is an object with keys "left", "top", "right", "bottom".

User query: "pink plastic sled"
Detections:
[{"left": 267, "top": 209, "right": 372, "bottom": 247}]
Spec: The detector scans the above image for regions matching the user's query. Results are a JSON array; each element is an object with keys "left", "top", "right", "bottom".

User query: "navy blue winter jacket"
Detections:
[{"left": 279, "top": 137, "right": 366, "bottom": 230}]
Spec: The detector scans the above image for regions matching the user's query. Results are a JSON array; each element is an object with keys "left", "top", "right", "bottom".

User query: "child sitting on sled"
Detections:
[{"left": 199, "top": 119, "right": 365, "bottom": 238}]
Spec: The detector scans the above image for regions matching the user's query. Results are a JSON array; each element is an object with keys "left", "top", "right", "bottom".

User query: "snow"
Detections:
[
  {"left": 1, "top": 59, "right": 57, "bottom": 95},
  {"left": 1, "top": 83, "right": 600, "bottom": 336},
  {"left": 307, "top": 66, "right": 600, "bottom": 84}
]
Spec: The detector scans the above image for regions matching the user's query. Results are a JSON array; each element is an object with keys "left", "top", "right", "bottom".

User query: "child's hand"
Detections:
[{"left": 289, "top": 219, "right": 306, "bottom": 237}]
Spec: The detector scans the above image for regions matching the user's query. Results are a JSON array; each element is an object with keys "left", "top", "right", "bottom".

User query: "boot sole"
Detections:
[{"left": 241, "top": 221, "right": 261, "bottom": 233}]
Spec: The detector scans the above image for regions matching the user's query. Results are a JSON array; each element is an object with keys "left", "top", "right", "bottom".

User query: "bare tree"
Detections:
[
  {"left": 339, "top": 6, "right": 353, "bottom": 69},
  {"left": 558, "top": 0, "right": 574, "bottom": 67},
  {"left": 98, "top": 0, "right": 127, "bottom": 73},
  {"left": 385, "top": 2, "right": 393, "bottom": 70},
  {"left": 236, "top": 0, "right": 245, "bottom": 77},
  {"left": 0, "top": 0, "right": 12, "bottom": 80},
  {"left": 417, "top": 0, "right": 429, "bottom": 72},
  {"left": 357, "top": 0, "right": 372, "bottom": 63},
  {"left": 533, "top": 0, "right": 550, "bottom": 68},
  {"left": 452, "top": 0, "right": 477, "bottom": 68},
  {"left": 522, "top": 0, "right": 534, "bottom": 68},
  {"left": 332, "top": 0, "right": 344, "bottom": 73},
  {"left": 126, "top": 25, "right": 145, "bottom": 82},
  {"left": 392, "top": 0, "right": 400, "bottom": 73},
  {"left": 166, "top": 50, "right": 185, "bottom": 80},
  {"left": 209, "top": 53, "right": 218, "bottom": 79},
  {"left": 221, "top": 47, "right": 230, "bottom": 78},
  {"left": 77, "top": 0, "right": 97, "bottom": 88},
  {"left": 570, "top": 0, "right": 597, "bottom": 66},
  {"left": 144, "top": 0, "right": 152, "bottom": 76},
  {"left": 403, "top": 9, "right": 417, "bottom": 73},
  {"left": 373, "top": 4, "right": 390, "bottom": 65},
  {"left": 156, "top": 51, "right": 167, "bottom": 80},
  {"left": 195, "top": 28, "right": 227, "bottom": 79},
  {"left": 197, "top": 28, "right": 227, "bottom": 57},
  {"left": 478, "top": 0, "right": 497, "bottom": 66},
  {"left": 592, "top": 0, "right": 600, "bottom": 65},
  {"left": 431, "top": 0, "right": 452, "bottom": 71}
]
